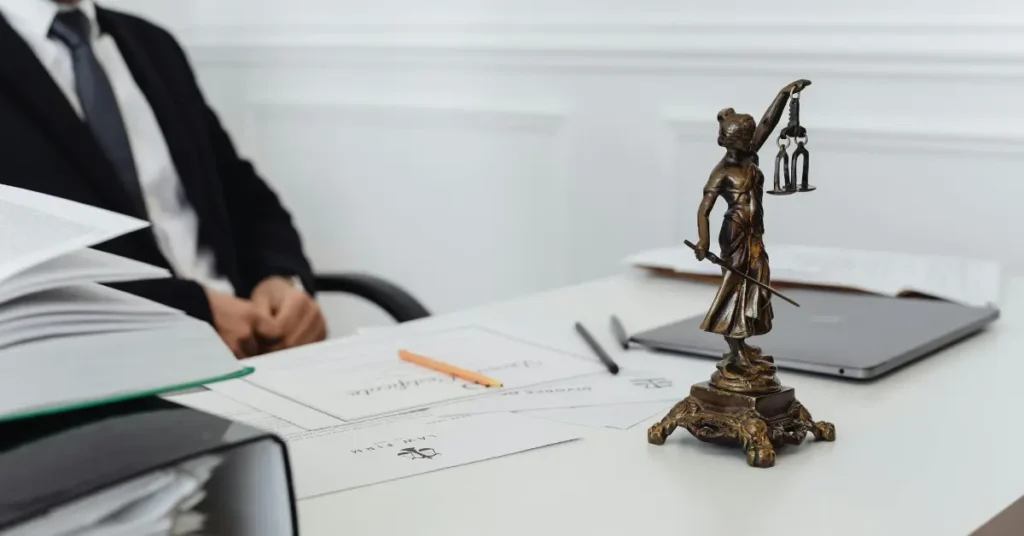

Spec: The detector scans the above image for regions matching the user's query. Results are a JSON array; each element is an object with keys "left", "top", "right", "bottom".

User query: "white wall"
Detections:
[{"left": 106, "top": 0, "right": 1024, "bottom": 324}]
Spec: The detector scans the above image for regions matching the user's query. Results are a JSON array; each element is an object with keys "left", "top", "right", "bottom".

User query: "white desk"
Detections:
[{"left": 299, "top": 272, "right": 1022, "bottom": 536}]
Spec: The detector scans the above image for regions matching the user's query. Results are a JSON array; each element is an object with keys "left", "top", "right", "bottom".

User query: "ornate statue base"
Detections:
[{"left": 647, "top": 346, "right": 835, "bottom": 468}]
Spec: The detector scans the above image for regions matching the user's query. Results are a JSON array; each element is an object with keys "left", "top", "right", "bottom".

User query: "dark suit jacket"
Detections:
[{"left": 0, "top": 7, "right": 315, "bottom": 324}]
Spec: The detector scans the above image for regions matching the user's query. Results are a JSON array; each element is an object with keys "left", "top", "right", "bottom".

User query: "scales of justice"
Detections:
[{"left": 647, "top": 79, "right": 836, "bottom": 468}]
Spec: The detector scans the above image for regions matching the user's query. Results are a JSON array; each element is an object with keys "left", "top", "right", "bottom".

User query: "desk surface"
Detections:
[{"left": 299, "top": 272, "right": 1022, "bottom": 536}]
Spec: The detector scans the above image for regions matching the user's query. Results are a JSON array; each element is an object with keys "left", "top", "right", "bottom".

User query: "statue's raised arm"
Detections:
[{"left": 751, "top": 79, "right": 811, "bottom": 153}]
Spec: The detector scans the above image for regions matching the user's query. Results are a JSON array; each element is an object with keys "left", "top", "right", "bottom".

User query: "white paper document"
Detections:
[
  {"left": 0, "top": 249, "right": 168, "bottom": 305},
  {"left": 167, "top": 390, "right": 580, "bottom": 499},
  {"left": 0, "top": 284, "right": 179, "bottom": 324},
  {"left": 288, "top": 412, "right": 579, "bottom": 498},
  {"left": 430, "top": 371, "right": 688, "bottom": 417},
  {"left": 0, "top": 285, "right": 185, "bottom": 350},
  {"left": 0, "top": 185, "right": 148, "bottom": 284},
  {"left": 625, "top": 244, "right": 1002, "bottom": 307},
  {"left": 236, "top": 326, "right": 604, "bottom": 422},
  {"left": 521, "top": 401, "right": 671, "bottom": 430}
]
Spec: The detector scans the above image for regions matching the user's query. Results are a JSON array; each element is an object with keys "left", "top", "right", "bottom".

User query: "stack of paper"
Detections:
[
  {"left": 625, "top": 244, "right": 1003, "bottom": 307},
  {"left": 1, "top": 455, "right": 222, "bottom": 536},
  {"left": 0, "top": 283, "right": 185, "bottom": 350},
  {"left": 0, "top": 186, "right": 183, "bottom": 345},
  {"left": 0, "top": 186, "right": 247, "bottom": 421}
]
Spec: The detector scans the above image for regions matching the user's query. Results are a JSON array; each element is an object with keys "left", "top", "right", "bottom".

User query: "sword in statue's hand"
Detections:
[{"left": 684, "top": 240, "right": 800, "bottom": 308}]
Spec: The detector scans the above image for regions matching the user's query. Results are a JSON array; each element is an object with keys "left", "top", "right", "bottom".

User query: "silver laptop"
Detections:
[{"left": 627, "top": 289, "right": 999, "bottom": 380}]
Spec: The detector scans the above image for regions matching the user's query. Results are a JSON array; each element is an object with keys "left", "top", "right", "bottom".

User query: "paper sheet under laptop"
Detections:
[{"left": 625, "top": 244, "right": 1002, "bottom": 308}]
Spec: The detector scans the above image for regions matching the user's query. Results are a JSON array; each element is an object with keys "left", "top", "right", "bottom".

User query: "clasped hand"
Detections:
[{"left": 206, "top": 277, "right": 327, "bottom": 358}]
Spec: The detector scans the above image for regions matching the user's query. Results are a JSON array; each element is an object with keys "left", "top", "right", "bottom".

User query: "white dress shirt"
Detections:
[{"left": 0, "top": 0, "right": 235, "bottom": 296}]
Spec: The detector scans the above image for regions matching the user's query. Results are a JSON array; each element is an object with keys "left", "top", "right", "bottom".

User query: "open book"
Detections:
[
  {"left": 625, "top": 244, "right": 1002, "bottom": 308},
  {"left": 0, "top": 185, "right": 248, "bottom": 422}
]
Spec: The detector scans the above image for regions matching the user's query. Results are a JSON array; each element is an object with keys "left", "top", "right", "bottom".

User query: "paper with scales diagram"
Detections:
[
  {"left": 219, "top": 326, "right": 607, "bottom": 422},
  {"left": 166, "top": 389, "right": 580, "bottom": 499},
  {"left": 287, "top": 412, "right": 578, "bottom": 498},
  {"left": 625, "top": 244, "right": 1002, "bottom": 308}
]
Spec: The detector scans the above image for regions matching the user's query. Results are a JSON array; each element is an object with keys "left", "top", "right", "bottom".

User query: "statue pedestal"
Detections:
[{"left": 647, "top": 382, "right": 835, "bottom": 468}]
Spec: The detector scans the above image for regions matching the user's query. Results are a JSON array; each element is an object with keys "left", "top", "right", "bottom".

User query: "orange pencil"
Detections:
[{"left": 398, "top": 349, "right": 503, "bottom": 388}]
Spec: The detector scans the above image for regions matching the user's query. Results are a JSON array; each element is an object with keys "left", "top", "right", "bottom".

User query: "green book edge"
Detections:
[{"left": 0, "top": 366, "right": 255, "bottom": 424}]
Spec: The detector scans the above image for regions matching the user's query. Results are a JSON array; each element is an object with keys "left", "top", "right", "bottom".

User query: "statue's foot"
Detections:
[
  {"left": 794, "top": 401, "right": 836, "bottom": 442},
  {"left": 813, "top": 421, "right": 836, "bottom": 442},
  {"left": 647, "top": 398, "right": 701, "bottom": 446},
  {"left": 720, "top": 349, "right": 756, "bottom": 373},
  {"left": 647, "top": 423, "right": 669, "bottom": 445},
  {"left": 723, "top": 357, "right": 754, "bottom": 375},
  {"left": 719, "top": 347, "right": 775, "bottom": 376},
  {"left": 752, "top": 358, "right": 778, "bottom": 375},
  {"left": 712, "top": 344, "right": 782, "bottom": 394},
  {"left": 739, "top": 345, "right": 777, "bottom": 374},
  {"left": 740, "top": 417, "right": 775, "bottom": 468}
]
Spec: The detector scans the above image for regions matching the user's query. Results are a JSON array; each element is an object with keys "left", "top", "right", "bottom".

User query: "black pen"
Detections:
[
  {"left": 574, "top": 322, "right": 620, "bottom": 375},
  {"left": 610, "top": 315, "right": 630, "bottom": 350}
]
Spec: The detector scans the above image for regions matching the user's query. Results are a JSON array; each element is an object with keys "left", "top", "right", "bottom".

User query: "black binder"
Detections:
[{"left": 0, "top": 396, "right": 299, "bottom": 534}]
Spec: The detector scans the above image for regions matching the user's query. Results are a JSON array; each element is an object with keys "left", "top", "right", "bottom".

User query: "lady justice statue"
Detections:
[{"left": 647, "top": 79, "right": 836, "bottom": 468}]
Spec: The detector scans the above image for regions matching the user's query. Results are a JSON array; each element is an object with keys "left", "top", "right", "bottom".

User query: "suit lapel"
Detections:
[
  {"left": 0, "top": 14, "right": 146, "bottom": 218},
  {"left": 97, "top": 8, "right": 209, "bottom": 219}
]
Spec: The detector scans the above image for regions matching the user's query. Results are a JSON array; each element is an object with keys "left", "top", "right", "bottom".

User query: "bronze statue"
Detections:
[{"left": 647, "top": 80, "right": 835, "bottom": 468}]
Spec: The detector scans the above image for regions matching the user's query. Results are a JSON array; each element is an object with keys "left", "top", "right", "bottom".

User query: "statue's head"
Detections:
[{"left": 717, "top": 108, "right": 756, "bottom": 153}]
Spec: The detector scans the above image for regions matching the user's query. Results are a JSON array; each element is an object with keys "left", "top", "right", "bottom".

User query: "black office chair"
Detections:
[{"left": 313, "top": 273, "right": 430, "bottom": 323}]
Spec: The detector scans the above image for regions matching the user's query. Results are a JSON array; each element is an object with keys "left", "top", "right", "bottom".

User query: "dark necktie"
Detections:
[{"left": 49, "top": 10, "right": 144, "bottom": 212}]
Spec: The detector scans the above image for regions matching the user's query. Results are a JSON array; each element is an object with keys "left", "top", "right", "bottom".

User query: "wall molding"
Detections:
[
  {"left": 182, "top": 17, "right": 1024, "bottom": 78},
  {"left": 245, "top": 98, "right": 569, "bottom": 134},
  {"left": 663, "top": 114, "right": 1024, "bottom": 157}
]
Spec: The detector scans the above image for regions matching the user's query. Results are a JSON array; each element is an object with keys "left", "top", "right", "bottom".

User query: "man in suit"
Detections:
[{"left": 0, "top": 0, "right": 327, "bottom": 357}]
